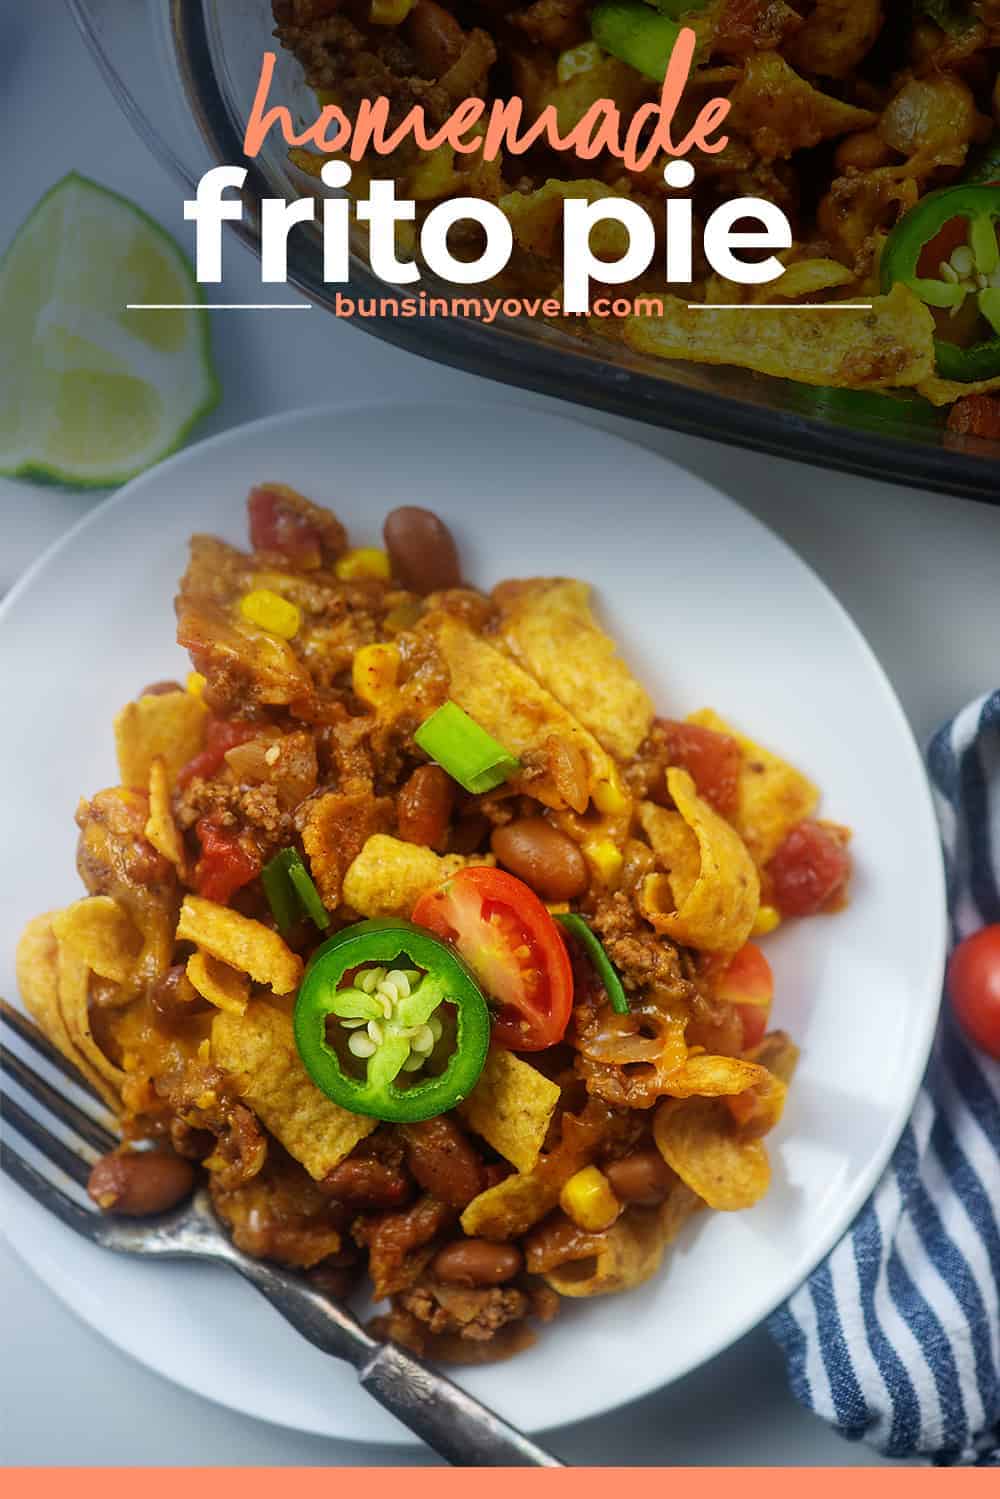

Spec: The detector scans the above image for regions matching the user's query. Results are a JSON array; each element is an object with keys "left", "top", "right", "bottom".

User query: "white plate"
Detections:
[{"left": 0, "top": 400, "right": 946, "bottom": 1445}]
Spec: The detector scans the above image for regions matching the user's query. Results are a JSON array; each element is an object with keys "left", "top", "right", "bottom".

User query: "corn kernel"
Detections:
[
  {"left": 187, "top": 671, "right": 206, "bottom": 700},
  {"left": 584, "top": 838, "right": 623, "bottom": 887},
  {"left": 752, "top": 904, "right": 782, "bottom": 937},
  {"left": 335, "top": 547, "right": 392, "bottom": 582},
  {"left": 592, "top": 772, "right": 628, "bottom": 816},
  {"left": 408, "top": 146, "right": 458, "bottom": 201},
  {"left": 239, "top": 588, "right": 301, "bottom": 640},
  {"left": 370, "top": 0, "right": 415, "bottom": 23},
  {"left": 352, "top": 643, "right": 400, "bottom": 706},
  {"left": 560, "top": 1166, "right": 621, "bottom": 1232},
  {"left": 384, "top": 601, "right": 423, "bottom": 634}
]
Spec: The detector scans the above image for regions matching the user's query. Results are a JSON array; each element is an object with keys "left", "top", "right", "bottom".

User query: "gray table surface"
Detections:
[{"left": 2, "top": 0, "right": 998, "bottom": 1468}]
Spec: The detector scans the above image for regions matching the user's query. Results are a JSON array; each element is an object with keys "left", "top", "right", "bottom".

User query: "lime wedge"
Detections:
[{"left": 0, "top": 173, "right": 219, "bottom": 486}]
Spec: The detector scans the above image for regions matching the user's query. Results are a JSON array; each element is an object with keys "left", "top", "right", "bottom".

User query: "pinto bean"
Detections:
[
  {"left": 383, "top": 506, "right": 461, "bottom": 594},
  {"left": 400, "top": 1116, "right": 486, "bottom": 1208},
  {"left": 150, "top": 964, "right": 211, "bottom": 1026},
  {"left": 406, "top": 0, "right": 464, "bottom": 77},
  {"left": 321, "top": 1157, "right": 412, "bottom": 1208},
  {"left": 398, "top": 765, "right": 454, "bottom": 849},
  {"left": 490, "top": 817, "right": 588, "bottom": 901},
  {"left": 139, "top": 680, "right": 185, "bottom": 697},
  {"left": 432, "top": 1238, "right": 523, "bottom": 1286},
  {"left": 88, "top": 1150, "right": 195, "bottom": 1216},
  {"left": 604, "top": 1150, "right": 674, "bottom": 1206}
]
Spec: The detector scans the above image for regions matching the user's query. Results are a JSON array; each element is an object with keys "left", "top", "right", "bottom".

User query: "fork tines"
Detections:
[{"left": 1, "top": 998, "right": 118, "bottom": 1239}]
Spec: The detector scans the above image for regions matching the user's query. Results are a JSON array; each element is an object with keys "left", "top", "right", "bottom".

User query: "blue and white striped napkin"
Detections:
[{"left": 769, "top": 691, "right": 1000, "bottom": 1466}]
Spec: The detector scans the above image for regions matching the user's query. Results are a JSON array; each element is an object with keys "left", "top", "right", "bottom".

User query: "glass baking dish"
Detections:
[{"left": 67, "top": 0, "right": 1000, "bottom": 503}]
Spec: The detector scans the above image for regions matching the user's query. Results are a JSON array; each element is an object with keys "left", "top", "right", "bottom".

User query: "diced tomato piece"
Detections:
[
  {"left": 714, "top": 0, "right": 795, "bottom": 55},
  {"left": 194, "top": 819, "right": 261, "bottom": 904},
  {"left": 715, "top": 942, "right": 773, "bottom": 1050},
  {"left": 947, "top": 395, "right": 1000, "bottom": 440},
  {"left": 657, "top": 719, "right": 742, "bottom": 816},
  {"left": 248, "top": 486, "right": 324, "bottom": 570},
  {"left": 716, "top": 942, "right": 774, "bottom": 1007},
  {"left": 177, "top": 720, "right": 258, "bottom": 789},
  {"left": 767, "top": 820, "right": 851, "bottom": 917}
]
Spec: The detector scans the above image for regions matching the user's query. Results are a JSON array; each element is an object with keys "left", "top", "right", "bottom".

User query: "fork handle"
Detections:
[
  {"left": 358, "top": 1339, "right": 564, "bottom": 1466},
  {"left": 232, "top": 1256, "right": 563, "bottom": 1465}
]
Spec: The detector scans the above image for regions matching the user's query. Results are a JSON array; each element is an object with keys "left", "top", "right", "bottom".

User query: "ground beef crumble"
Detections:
[
  {"left": 397, "top": 1279, "right": 531, "bottom": 1341},
  {"left": 588, "top": 892, "right": 694, "bottom": 1000}
]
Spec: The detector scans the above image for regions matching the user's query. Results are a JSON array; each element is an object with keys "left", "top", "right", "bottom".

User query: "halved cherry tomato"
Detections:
[
  {"left": 657, "top": 719, "right": 741, "bottom": 816},
  {"left": 767, "top": 820, "right": 852, "bottom": 917},
  {"left": 411, "top": 866, "right": 573, "bottom": 1051},
  {"left": 947, "top": 924, "right": 1000, "bottom": 1060},
  {"left": 716, "top": 941, "right": 774, "bottom": 1049},
  {"left": 177, "top": 719, "right": 258, "bottom": 790},
  {"left": 194, "top": 818, "right": 261, "bottom": 904}
]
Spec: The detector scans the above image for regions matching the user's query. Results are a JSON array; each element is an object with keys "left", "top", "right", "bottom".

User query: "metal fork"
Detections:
[{"left": 0, "top": 999, "right": 563, "bottom": 1466}]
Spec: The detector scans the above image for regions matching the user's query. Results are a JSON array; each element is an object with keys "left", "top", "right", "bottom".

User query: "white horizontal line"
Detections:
[
  {"left": 687, "top": 303, "right": 874, "bottom": 311},
  {"left": 126, "top": 303, "right": 314, "bottom": 310}
]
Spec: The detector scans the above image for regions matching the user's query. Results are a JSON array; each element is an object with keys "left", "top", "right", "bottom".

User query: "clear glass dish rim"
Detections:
[{"left": 65, "top": 0, "right": 1000, "bottom": 505}]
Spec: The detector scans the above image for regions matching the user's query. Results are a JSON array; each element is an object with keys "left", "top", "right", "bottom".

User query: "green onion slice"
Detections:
[
  {"left": 288, "top": 855, "right": 331, "bottom": 931},
  {"left": 263, "top": 847, "right": 330, "bottom": 935},
  {"left": 414, "top": 701, "right": 521, "bottom": 794},
  {"left": 262, "top": 849, "right": 299, "bottom": 935},
  {"left": 555, "top": 913, "right": 630, "bottom": 1015}
]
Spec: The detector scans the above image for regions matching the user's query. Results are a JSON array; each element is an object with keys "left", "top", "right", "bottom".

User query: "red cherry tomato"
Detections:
[
  {"left": 657, "top": 719, "right": 741, "bottom": 816},
  {"left": 411, "top": 866, "right": 573, "bottom": 1051},
  {"left": 947, "top": 925, "right": 1000, "bottom": 1060},
  {"left": 716, "top": 942, "right": 774, "bottom": 1050},
  {"left": 768, "top": 820, "right": 852, "bottom": 917},
  {"left": 194, "top": 819, "right": 261, "bottom": 904}
]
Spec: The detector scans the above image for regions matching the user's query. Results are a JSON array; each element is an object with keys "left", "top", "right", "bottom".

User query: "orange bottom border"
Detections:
[{"left": 4, "top": 1469, "right": 997, "bottom": 1489}]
